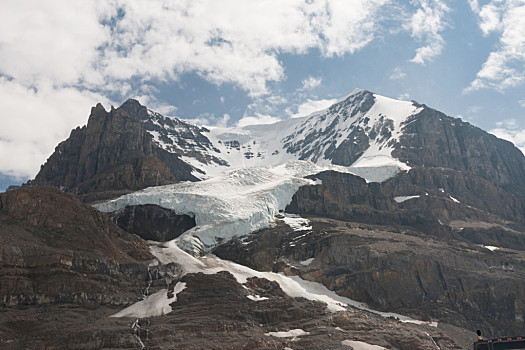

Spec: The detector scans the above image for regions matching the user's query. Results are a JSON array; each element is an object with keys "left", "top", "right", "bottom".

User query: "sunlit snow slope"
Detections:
[{"left": 137, "top": 89, "right": 422, "bottom": 179}]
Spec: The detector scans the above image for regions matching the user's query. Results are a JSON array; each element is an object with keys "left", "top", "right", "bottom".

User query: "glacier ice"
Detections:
[{"left": 96, "top": 161, "right": 334, "bottom": 254}]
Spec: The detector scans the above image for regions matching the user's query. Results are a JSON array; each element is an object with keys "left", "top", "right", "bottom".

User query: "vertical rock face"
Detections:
[
  {"left": 395, "top": 106, "right": 525, "bottom": 194},
  {"left": 111, "top": 204, "right": 196, "bottom": 242},
  {"left": 28, "top": 102, "right": 198, "bottom": 202},
  {"left": 286, "top": 170, "right": 398, "bottom": 225}
]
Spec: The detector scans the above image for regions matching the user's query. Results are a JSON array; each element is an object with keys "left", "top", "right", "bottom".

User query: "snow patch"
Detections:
[
  {"left": 394, "top": 195, "right": 420, "bottom": 203},
  {"left": 341, "top": 340, "right": 387, "bottom": 349},
  {"left": 300, "top": 258, "right": 315, "bottom": 266},
  {"left": 247, "top": 295, "right": 269, "bottom": 302},
  {"left": 110, "top": 282, "right": 186, "bottom": 318},
  {"left": 484, "top": 245, "right": 499, "bottom": 252},
  {"left": 449, "top": 195, "right": 460, "bottom": 203},
  {"left": 148, "top": 240, "right": 438, "bottom": 326},
  {"left": 281, "top": 213, "right": 312, "bottom": 231},
  {"left": 350, "top": 94, "right": 422, "bottom": 171},
  {"left": 265, "top": 329, "right": 310, "bottom": 338}
]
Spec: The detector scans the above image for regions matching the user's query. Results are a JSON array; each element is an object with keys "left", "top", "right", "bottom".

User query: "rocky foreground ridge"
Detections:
[{"left": 0, "top": 186, "right": 468, "bottom": 349}]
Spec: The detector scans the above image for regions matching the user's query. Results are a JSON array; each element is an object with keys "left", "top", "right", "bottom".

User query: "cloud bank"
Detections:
[{"left": 466, "top": 0, "right": 525, "bottom": 92}]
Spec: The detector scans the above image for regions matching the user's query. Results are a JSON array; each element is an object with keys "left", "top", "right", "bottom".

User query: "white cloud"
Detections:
[
  {"left": 132, "top": 95, "right": 178, "bottom": 116},
  {"left": 490, "top": 119, "right": 525, "bottom": 155},
  {"left": 520, "top": 100, "right": 525, "bottom": 108},
  {"left": 398, "top": 93, "right": 411, "bottom": 100},
  {"left": 0, "top": 0, "right": 463, "bottom": 178},
  {"left": 99, "top": 0, "right": 393, "bottom": 96},
  {"left": 389, "top": 67, "right": 407, "bottom": 80},
  {"left": 405, "top": 0, "right": 450, "bottom": 65},
  {"left": 0, "top": 1, "right": 394, "bottom": 97},
  {"left": 288, "top": 98, "right": 337, "bottom": 119},
  {"left": 236, "top": 114, "right": 281, "bottom": 128},
  {"left": 183, "top": 113, "right": 231, "bottom": 128},
  {"left": 301, "top": 76, "right": 322, "bottom": 90},
  {"left": 495, "top": 118, "right": 519, "bottom": 130},
  {"left": 0, "top": 1, "right": 111, "bottom": 88},
  {"left": 0, "top": 77, "right": 112, "bottom": 178},
  {"left": 466, "top": 0, "right": 525, "bottom": 92}
]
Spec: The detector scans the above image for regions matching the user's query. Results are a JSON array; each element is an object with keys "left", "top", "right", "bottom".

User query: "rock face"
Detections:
[
  {"left": 128, "top": 271, "right": 465, "bottom": 350},
  {"left": 0, "top": 187, "right": 191, "bottom": 349},
  {"left": 111, "top": 204, "right": 196, "bottom": 242},
  {"left": 214, "top": 218, "right": 525, "bottom": 338},
  {"left": 0, "top": 186, "right": 153, "bottom": 306},
  {"left": 274, "top": 168, "right": 525, "bottom": 336},
  {"left": 287, "top": 169, "right": 525, "bottom": 244},
  {"left": 395, "top": 105, "right": 525, "bottom": 194},
  {"left": 28, "top": 101, "right": 198, "bottom": 202},
  {"left": 0, "top": 186, "right": 468, "bottom": 349}
]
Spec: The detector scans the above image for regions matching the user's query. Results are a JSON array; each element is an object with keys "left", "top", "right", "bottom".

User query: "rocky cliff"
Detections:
[
  {"left": 395, "top": 105, "right": 525, "bottom": 194},
  {"left": 111, "top": 204, "right": 196, "bottom": 242},
  {"left": 28, "top": 101, "right": 198, "bottom": 202},
  {"left": 0, "top": 186, "right": 153, "bottom": 306},
  {"left": 214, "top": 217, "right": 525, "bottom": 338},
  {"left": 0, "top": 187, "right": 469, "bottom": 349}
]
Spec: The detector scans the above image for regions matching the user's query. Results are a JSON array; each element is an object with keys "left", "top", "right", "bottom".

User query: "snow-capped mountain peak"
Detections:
[{"left": 122, "top": 90, "right": 422, "bottom": 181}]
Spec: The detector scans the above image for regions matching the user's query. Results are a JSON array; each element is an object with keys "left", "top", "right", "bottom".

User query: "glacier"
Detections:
[{"left": 96, "top": 161, "right": 338, "bottom": 254}]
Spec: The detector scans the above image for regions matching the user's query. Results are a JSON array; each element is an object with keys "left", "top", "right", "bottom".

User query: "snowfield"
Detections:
[
  {"left": 143, "top": 89, "right": 421, "bottom": 181},
  {"left": 110, "top": 282, "right": 186, "bottom": 318}
]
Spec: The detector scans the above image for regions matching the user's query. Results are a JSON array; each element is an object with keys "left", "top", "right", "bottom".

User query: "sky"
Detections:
[{"left": 0, "top": 0, "right": 524, "bottom": 190}]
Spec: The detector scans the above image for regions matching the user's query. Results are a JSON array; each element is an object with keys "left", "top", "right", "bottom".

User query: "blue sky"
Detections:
[{"left": 0, "top": 0, "right": 524, "bottom": 190}]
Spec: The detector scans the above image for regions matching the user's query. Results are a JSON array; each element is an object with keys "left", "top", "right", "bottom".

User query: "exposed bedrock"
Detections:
[{"left": 111, "top": 204, "right": 196, "bottom": 242}]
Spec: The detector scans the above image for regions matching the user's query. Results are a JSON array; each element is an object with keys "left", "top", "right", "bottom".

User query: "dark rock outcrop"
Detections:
[
  {"left": 28, "top": 101, "right": 198, "bottom": 202},
  {"left": 112, "top": 204, "right": 196, "bottom": 242},
  {"left": 395, "top": 106, "right": 525, "bottom": 194},
  {"left": 286, "top": 170, "right": 398, "bottom": 225},
  {"left": 0, "top": 186, "right": 154, "bottom": 307},
  {"left": 133, "top": 271, "right": 464, "bottom": 350},
  {"left": 287, "top": 169, "right": 525, "bottom": 246},
  {"left": 214, "top": 218, "right": 525, "bottom": 337}
]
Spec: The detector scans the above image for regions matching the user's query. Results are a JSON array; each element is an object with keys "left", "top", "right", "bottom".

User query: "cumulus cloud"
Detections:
[
  {"left": 389, "top": 67, "right": 407, "bottom": 80},
  {"left": 405, "top": 0, "right": 450, "bottom": 65},
  {"left": 490, "top": 119, "right": 525, "bottom": 154},
  {"left": 236, "top": 114, "right": 281, "bottom": 128},
  {"left": 301, "top": 76, "right": 323, "bottom": 90},
  {"left": 288, "top": 98, "right": 337, "bottom": 119},
  {"left": 466, "top": 0, "right": 525, "bottom": 92},
  {"left": 0, "top": 0, "right": 456, "bottom": 178},
  {"left": 184, "top": 113, "right": 231, "bottom": 128},
  {"left": 0, "top": 77, "right": 112, "bottom": 178}
]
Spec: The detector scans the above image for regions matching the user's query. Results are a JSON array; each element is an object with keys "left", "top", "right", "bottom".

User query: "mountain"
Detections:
[
  {"left": 28, "top": 101, "right": 198, "bottom": 202},
  {"left": 6, "top": 89, "right": 525, "bottom": 347},
  {"left": 31, "top": 89, "right": 525, "bottom": 200}
]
